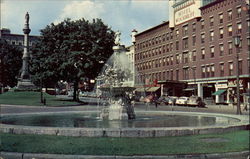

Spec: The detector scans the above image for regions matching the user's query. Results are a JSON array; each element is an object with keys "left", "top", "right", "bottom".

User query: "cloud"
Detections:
[{"left": 54, "top": 1, "right": 105, "bottom": 24}]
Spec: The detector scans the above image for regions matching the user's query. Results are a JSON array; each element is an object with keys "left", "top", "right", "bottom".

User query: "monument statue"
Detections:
[
  {"left": 25, "top": 12, "right": 29, "bottom": 24},
  {"left": 17, "top": 12, "right": 36, "bottom": 90},
  {"left": 114, "top": 31, "right": 121, "bottom": 45}
]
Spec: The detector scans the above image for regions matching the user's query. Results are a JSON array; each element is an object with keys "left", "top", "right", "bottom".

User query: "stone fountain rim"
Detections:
[{"left": 0, "top": 111, "right": 249, "bottom": 137}]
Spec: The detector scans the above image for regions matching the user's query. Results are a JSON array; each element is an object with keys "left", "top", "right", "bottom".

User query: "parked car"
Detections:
[
  {"left": 157, "top": 95, "right": 170, "bottom": 105},
  {"left": 176, "top": 97, "right": 189, "bottom": 106},
  {"left": 186, "top": 96, "right": 206, "bottom": 107},
  {"left": 168, "top": 96, "right": 178, "bottom": 105}
]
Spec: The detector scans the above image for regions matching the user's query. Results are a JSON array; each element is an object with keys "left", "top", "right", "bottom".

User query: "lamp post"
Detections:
[{"left": 233, "top": 35, "right": 242, "bottom": 115}]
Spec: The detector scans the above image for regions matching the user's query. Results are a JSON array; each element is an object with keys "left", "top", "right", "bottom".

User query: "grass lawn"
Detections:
[
  {"left": 0, "top": 91, "right": 81, "bottom": 106},
  {"left": 0, "top": 130, "right": 249, "bottom": 155}
]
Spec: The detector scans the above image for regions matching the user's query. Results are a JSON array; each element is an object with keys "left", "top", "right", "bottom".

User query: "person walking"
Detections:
[{"left": 153, "top": 94, "right": 158, "bottom": 108}]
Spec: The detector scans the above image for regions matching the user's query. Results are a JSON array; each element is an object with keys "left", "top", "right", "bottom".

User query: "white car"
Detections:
[{"left": 176, "top": 97, "right": 189, "bottom": 106}]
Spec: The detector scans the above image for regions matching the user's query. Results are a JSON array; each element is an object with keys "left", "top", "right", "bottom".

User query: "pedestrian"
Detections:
[{"left": 153, "top": 94, "right": 158, "bottom": 108}]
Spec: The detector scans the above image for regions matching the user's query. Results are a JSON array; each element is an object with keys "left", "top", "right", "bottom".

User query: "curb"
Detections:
[{"left": 0, "top": 151, "right": 249, "bottom": 159}]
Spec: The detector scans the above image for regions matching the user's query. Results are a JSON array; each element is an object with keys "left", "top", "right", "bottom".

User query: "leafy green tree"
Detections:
[
  {"left": 0, "top": 39, "right": 22, "bottom": 87},
  {"left": 30, "top": 18, "right": 115, "bottom": 101}
]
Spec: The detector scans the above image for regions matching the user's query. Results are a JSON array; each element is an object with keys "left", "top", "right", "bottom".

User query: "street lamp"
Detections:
[{"left": 233, "top": 35, "right": 242, "bottom": 115}]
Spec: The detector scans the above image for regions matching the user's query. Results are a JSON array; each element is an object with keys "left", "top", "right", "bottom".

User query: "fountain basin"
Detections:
[{"left": 1, "top": 111, "right": 249, "bottom": 137}]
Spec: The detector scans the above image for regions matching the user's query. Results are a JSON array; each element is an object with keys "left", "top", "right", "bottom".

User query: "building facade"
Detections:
[
  {"left": 134, "top": 0, "right": 250, "bottom": 104},
  {"left": 0, "top": 28, "right": 39, "bottom": 48}
]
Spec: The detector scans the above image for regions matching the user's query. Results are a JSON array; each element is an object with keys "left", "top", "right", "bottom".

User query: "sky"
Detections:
[{"left": 1, "top": 0, "right": 169, "bottom": 46}]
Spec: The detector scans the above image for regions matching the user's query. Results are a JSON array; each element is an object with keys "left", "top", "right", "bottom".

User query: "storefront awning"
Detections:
[
  {"left": 135, "top": 88, "right": 147, "bottom": 92},
  {"left": 147, "top": 87, "right": 160, "bottom": 92},
  {"left": 212, "top": 89, "right": 226, "bottom": 95}
]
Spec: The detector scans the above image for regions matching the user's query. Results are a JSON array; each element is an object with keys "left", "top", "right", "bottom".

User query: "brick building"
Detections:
[
  {"left": 134, "top": 0, "right": 250, "bottom": 104},
  {"left": 0, "top": 28, "right": 39, "bottom": 48}
]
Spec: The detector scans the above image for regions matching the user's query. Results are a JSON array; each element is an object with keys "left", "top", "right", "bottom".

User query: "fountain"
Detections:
[
  {"left": 0, "top": 31, "right": 249, "bottom": 138},
  {"left": 96, "top": 31, "right": 136, "bottom": 120}
]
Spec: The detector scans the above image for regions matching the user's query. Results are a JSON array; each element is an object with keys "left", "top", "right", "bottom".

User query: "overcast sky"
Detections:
[{"left": 1, "top": 0, "right": 169, "bottom": 46}]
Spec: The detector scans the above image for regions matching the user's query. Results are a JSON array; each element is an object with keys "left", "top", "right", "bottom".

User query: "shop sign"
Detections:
[
  {"left": 174, "top": 0, "right": 199, "bottom": 25},
  {"left": 228, "top": 79, "right": 243, "bottom": 87}
]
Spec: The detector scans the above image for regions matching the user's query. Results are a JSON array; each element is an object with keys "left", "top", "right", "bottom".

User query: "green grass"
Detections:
[
  {"left": 0, "top": 130, "right": 249, "bottom": 155},
  {"left": 0, "top": 91, "right": 81, "bottom": 106}
]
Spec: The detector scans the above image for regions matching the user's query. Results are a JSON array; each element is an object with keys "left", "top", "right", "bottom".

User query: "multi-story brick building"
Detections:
[
  {"left": 134, "top": 0, "right": 250, "bottom": 104},
  {"left": 0, "top": 28, "right": 39, "bottom": 48}
]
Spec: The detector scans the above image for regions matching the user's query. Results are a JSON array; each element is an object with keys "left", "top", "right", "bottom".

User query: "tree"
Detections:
[
  {"left": 30, "top": 18, "right": 115, "bottom": 101},
  {"left": 0, "top": 39, "right": 22, "bottom": 87}
]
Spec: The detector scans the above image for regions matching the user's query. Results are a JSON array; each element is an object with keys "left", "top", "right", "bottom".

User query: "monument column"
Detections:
[{"left": 17, "top": 12, "right": 36, "bottom": 89}]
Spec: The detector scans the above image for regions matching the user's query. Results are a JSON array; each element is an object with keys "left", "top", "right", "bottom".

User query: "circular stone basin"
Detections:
[
  {"left": 1, "top": 111, "right": 248, "bottom": 137},
  {"left": 0, "top": 112, "right": 240, "bottom": 128}
]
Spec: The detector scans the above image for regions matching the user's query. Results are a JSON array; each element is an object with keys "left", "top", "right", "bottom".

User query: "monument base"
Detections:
[{"left": 17, "top": 79, "right": 37, "bottom": 90}]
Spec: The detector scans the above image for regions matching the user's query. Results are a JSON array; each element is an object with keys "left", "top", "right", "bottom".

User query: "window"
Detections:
[
  {"left": 201, "top": 19, "right": 204, "bottom": 29},
  {"left": 176, "top": 70, "right": 179, "bottom": 80},
  {"left": 192, "top": 50, "right": 196, "bottom": 61},
  {"left": 239, "top": 60, "right": 242, "bottom": 75},
  {"left": 210, "top": 46, "right": 214, "bottom": 58},
  {"left": 206, "top": 66, "right": 210, "bottom": 78},
  {"left": 228, "top": 42, "right": 233, "bottom": 54},
  {"left": 166, "top": 44, "right": 169, "bottom": 52},
  {"left": 176, "top": 41, "right": 179, "bottom": 50},
  {"left": 201, "top": 33, "right": 205, "bottom": 43},
  {"left": 219, "top": 13, "right": 223, "bottom": 23},
  {"left": 237, "top": 6, "right": 241, "bottom": 18},
  {"left": 202, "top": 66, "right": 206, "bottom": 78},
  {"left": 210, "top": 16, "right": 214, "bottom": 26},
  {"left": 247, "top": 20, "right": 250, "bottom": 31},
  {"left": 192, "top": 36, "right": 196, "bottom": 46},
  {"left": 166, "top": 33, "right": 169, "bottom": 40},
  {"left": 183, "top": 52, "right": 189, "bottom": 64},
  {"left": 162, "top": 34, "right": 165, "bottom": 42},
  {"left": 170, "top": 43, "right": 173, "bottom": 51},
  {"left": 163, "top": 58, "right": 166, "bottom": 66},
  {"left": 11, "top": 40, "right": 16, "bottom": 45},
  {"left": 176, "top": 29, "right": 179, "bottom": 37},
  {"left": 248, "top": 38, "right": 250, "bottom": 51},
  {"left": 192, "top": 23, "right": 196, "bottom": 32},
  {"left": 220, "top": 63, "right": 224, "bottom": 77},
  {"left": 183, "top": 25, "right": 188, "bottom": 36},
  {"left": 229, "top": 62, "right": 233, "bottom": 76},
  {"left": 183, "top": 68, "right": 189, "bottom": 80},
  {"left": 210, "top": 31, "right": 214, "bottom": 41},
  {"left": 166, "top": 71, "right": 169, "bottom": 80},
  {"left": 170, "top": 31, "right": 173, "bottom": 39},
  {"left": 228, "top": 10, "right": 232, "bottom": 21},
  {"left": 201, "top": 48, "right": 205, "bottom": 59},
  {"left": 211, "top": 65, "right": 215, "bottom": 77},
  {"left": 167, "top": 57, "right": 169, "bottom": 65},
  {"left": 170, "top": 56, "right": 174, "bottom": 65},
  {"left": 219, "top": 44, "right": 224, "bottom": 56},
  {"left": 183, "top": 38, "right": 188, "bottom": 49},
  {"left": 237, "top": 23, "right": 242, "bottom": 33},
  {"left": 176, "top": 54, "right": 180, "bottom": 64},
  {"left": 170, "top": 70, "right": 173, "bottom": 80},
  {"left": 228, "top": 25, "right": 232, "bottom": 36},
  {"left": 219, "top": 28, "right": 223, "bottom": 39}
]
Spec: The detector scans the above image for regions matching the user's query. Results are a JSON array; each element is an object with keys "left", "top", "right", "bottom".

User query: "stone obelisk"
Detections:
[{"left": 17, "top": 12, "right": 36, "bottom": 89}]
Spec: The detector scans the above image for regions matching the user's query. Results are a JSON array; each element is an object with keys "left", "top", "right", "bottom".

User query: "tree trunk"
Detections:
[{"left": 73, "top": 79, "right": 79, "bottom": 101}]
